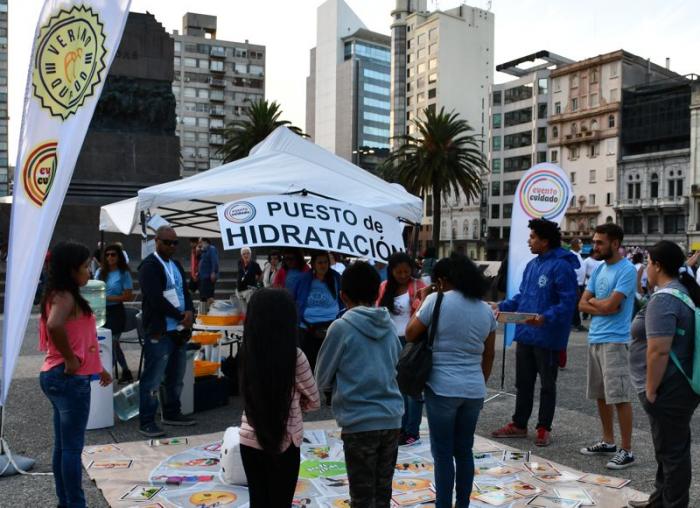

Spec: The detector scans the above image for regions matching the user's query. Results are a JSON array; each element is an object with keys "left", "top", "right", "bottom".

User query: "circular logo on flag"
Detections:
[
  {"left": 518, "top": 167, "right": 570, "bottom": 220},
  {"left": 32, "top": 5, "right": 107, "bottom": 120},
  {"left": 22, "top": 141, "right": 58, "bottom": 207},
  {"left": 224, "top": 201, "right": 256, "bottom": 223}
]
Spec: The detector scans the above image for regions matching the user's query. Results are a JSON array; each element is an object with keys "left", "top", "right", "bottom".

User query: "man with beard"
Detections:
[{"left": 579, "top": 223, "right": 637, "bottom": 469}]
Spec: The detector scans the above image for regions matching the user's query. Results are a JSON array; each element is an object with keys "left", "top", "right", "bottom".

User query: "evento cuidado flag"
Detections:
[
  {"left": 1, "top": 0, "right": 131, "bottom": 405},
  {"left": 504, "top": 163, "right": 573, "bottom": 346}
]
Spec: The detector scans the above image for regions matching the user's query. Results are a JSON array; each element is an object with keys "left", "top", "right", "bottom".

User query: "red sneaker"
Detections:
[
  {"left": 491, "top": 422, "right": 527, "bottom": 439},
  {"left": 535, "top": 427, "right": 551, "bottom": 447}
]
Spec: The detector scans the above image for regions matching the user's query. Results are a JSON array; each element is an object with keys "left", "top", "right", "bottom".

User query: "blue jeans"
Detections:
[
  {"left": 39, "top": 365, "right": 92, "bottom": 508},
  {"left": 425, "top": 387, "right": 483, "bottom": 508},
  {"left": 139, "top": 333, "right": 187, "bottom": 426}
]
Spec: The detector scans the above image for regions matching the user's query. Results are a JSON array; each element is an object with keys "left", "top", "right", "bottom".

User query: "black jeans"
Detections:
[
  {"left": 639, "top": 373, "right": 700, "bottom": 508},
  {"left": 240, "top": 443, "right": 300, "bottom": 507},
  {"left": 342, "top": 429, "right": 400, "bottom": 508},
  {"left": 512, "top": 342, "right": 559, "bottom": 431}
]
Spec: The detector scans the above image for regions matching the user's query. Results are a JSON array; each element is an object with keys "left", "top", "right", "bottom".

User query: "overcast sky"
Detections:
[{"left": 8, "top": 0, "right": 699, "bottom": 162}]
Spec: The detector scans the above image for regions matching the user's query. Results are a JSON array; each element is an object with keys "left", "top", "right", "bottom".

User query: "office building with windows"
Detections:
[
  {"left": 306, "top": 0, "right": 391, "bottom": 171},
  {"left": 616, "top": 75, "right": 699, "bottom": 248},
  {"left": 390, "top": 2, "right": 494, "bottom": 257},
  {"left": 172, "top": 13, "right": 265, "bottom": 176},
  {"left": 487, "top": 51, "right": 573, "bottom": 260},
  {"left": 0, "top": 0, "right": 7, "bottom": 195},
  {"left": 548, "top": 50, "right": 676, "bottom": 238}
]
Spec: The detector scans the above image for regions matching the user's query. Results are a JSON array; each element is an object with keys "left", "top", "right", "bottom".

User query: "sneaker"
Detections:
[
  {"left": 607, "top": 449, "right": 635, "bottom": 470},
  {"left": 162, "top": 413, "right": 196, "bottom": 426},
  {"left": 535, "top": 427, "right": 551, "bottom": 447},
  {"left": 399, "top": 433, "right": 420, "bottom": 446},
  {"left": 139, "top": 422, "right": 165, "bottom": 438},
  {"left": 491, "top": 422, "right": 527, "bottom": 439},
  {"left": 580, "top": 441, "right": 617, "bottom": 456}
]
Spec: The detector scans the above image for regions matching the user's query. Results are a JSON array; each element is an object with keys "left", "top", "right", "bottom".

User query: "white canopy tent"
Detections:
[{"left": 100, "top": 127, "right": 422, "bottom": 238}]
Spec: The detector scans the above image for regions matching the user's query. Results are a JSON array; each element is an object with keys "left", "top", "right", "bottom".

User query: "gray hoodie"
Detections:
[{"left": 315, "top": 306, "right": 404, "bottom": 433}]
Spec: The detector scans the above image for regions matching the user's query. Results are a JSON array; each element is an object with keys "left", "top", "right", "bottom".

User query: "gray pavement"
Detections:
[{"left": 1, "top": 317, "right": 700, "bottom": 507}]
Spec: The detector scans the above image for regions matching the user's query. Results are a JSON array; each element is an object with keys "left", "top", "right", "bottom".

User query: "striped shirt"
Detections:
[{"left": 240, "top": 348, "right": 320, "bottom": 451}]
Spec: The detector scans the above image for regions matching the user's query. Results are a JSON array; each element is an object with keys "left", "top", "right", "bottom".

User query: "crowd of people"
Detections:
[{"left": 35, "top": 219, "right": 700, "bottom": 508}]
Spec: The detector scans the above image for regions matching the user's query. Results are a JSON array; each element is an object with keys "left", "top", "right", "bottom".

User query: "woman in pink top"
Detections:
[
  {"left": 239, "top": 288, "right": 320, "bottom": 507},
  {"left": 39, "top": 242, "right": 112, "bottom": 508}
]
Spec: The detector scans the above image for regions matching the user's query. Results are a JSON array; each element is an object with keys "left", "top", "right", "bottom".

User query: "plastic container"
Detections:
[
  {"left": 87, "top": 328, "right": 114, "bottom": 429},
  {"left": 194, "top": 360, "right": 220, "bottom": 378},
  {"left": 192, "top": 332, "right": 223, "bottom": 345},
  {"left": 81, "top": 279, "right": 106, "bottom": 328},
  {"left": 113, "top": 381, "right": 140, "bottom": 421}
]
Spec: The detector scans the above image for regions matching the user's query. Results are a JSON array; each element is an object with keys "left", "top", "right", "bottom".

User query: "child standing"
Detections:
[{"left": 316, "top": 262, "right": 404, "bottom": 508}]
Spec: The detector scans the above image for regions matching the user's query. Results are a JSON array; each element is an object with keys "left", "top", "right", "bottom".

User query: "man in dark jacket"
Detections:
[
  {"left": 491, "top": 218, "right": 579, "bottom": 447},
  {"left": 138, "top": 226, "right": 195, "bottom": 437}
]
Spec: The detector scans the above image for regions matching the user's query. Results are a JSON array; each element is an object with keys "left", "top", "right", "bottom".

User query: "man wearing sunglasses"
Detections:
[{"left": 138, "top": 226, "right": 195, "bottom": 437}]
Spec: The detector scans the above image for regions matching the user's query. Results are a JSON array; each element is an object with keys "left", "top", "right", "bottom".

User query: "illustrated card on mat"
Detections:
[
  {"left": 554, "top": 486, "right": 596, "bottom": 505},
  {"left": 316, "top": 495, "right": 351, "bottom": 508},
  {"left": 158, "top": 483, "right": 249, "bottom": 508},
  {"left": 503, "top": 450, "right": 530, "bottom": 462},
  {"left": 524, "top": 461, "right": 560, "bottom": 476},
  {"left": 471, "top": 485, "right": 522, "bottom": 506},
  {"left": 149, "top": 437, "right": 189, "bottom": 447},
  {"left": 127, "top": 504, "right": 165, "bottom": 508},
  {"left": 474, "top": 451, "right": 500, "bottom": 461},
  {"left": 479, "top": 464, "right": 522, "bottom": 477},
  {"left": 502, "top": 479, "right": 542, "bottom": 497},
  {"left": 578, "top": 474, "right": 630, "bottom": 489},
  {"left": 302, "top": 430, "right": 328, "bottom": 445},
  {"left": 527, "top": 495, "right": 582, "bottom": 507},
  {"left": 83, "top": 444, "right": 120, "bottom": 455},
  {"left": 393, "top": 477, "right": 433, "bottom": 493},
  {"left": 88, "top": 459, "right": 133, "bottom": 469},
  {"left": 119, "top": 485, "right": 163, "bottom": 502},
  {"left": 537, "top": 470, "right": 581, "bottom": 483},
  {"left": 392, "top": 488, "right": 436, "bottom": 506}
]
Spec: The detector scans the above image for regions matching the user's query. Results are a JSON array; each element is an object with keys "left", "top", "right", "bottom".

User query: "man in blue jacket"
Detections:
[
  {"left": 491, "top": 218, "right": 579, "bottom": 447},
  {"left": 197, "top": 238, "right": 219, "bottom": 303}
]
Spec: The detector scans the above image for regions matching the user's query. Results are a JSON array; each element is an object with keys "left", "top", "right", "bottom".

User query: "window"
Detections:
[
  {"left": 406, "top": 53, "right": 412, "bottom": 64},
  {"left": 407, "top": 67, "right": 413, "bottom": 78},
  {"left": 551, "top": 150, "right": 559, "bottom": 163},
  {"left": 648, "top": 216, "right": 659, "bottom": 234},
  {"left": 571, "top": 98, "right": 578, "bottom": 112},
  {"left": 210, "top": 60, "right": 224, "bottom": 72},
  {"left": 589, "top": 169, "right": 597, "bottom": 183},
  {"left": 491, "top": 204, "right": 500, "bottom": 219},
  {"left": 504, "top": 131, "right": 532, "bottom": 150},
  {"left": 492, "top": 113, "right": 502, "bottom": 128},
  {"left": 571, "top": 74, "right": 579, "bottom": 88},
  {"left": 492, "top": 91, "right": 502, "bottom": 105},
  {"left": 552, "top": 126, "right": 558, "bottom": 138},
  {"left": 429, "top": 58, "right": 437, "bottom": 70},
  {"left": 428, "top": 73, "right": 437, "bottom": 84},
  {"left": 537, "top": 127, "right": 547, "bottom": 143},
  {"left": 417, "top": 34, "right": 425, "bottom": 45},
  {"left": 417, "top": 48, "right": 426, "bottom": 59},
  {"left": 610, "top": 88, "right": 618, "bottom": 102},
  {"left": 627, "top": 182, "right": 641, "bottom": 200},
  {"left": 184, "top": 57, "right": 197, "bottom": 67},
  {"left": 429, "top": 27, "right": 437, "bottom": 40},
  {"left": 606, "top": 193, "right": 613, "bottom": 206},
  {"left": 663, "top": 215, "right": 685, "bottom": 234},
  {"left": 417, "top": 92, "right": 425, "bottom": 102},
  {"left": 182, "top": 116, "right": 196, "bottom": 126},
  {"left": 591, "top": 68, "right": 598, "bottom": 82},
  {"left": 555, "top": 102, "right": 561, "bottom": 114},
  {"left": 606, "top": 139, "right": 616, "bottom": 154},
  {"left": 588, "top": 194, "right": 596, "bottom": 205},
  {"left": 417, "top": 63, "right": 426, "bottom": 74},
  {"left": 504, "top": 107, "right": 532, "bottom": 127},
  {"left": 504, "top": 155, "right": 532, "bottom": 172},
  {"left": 197, "top": 88, "right": 209, "bottom": 99},
  {"left": 606, "top": 167, "right": 614, "bottom": 181},
  {"left": 174, "top": 56, "right": 181, "bottom": 67},
  {"left": 570, "top": 196, "right": 576, "bottom": 207},
  {"left": 588, "top": 143, "right": 599, "bottom": 158},
  {"left": 538, "top": 78, "right": 548, "bottom": 95},
  {"left": 184, "top": 87, "right": 197, "bottom": 97},
  {"left": 650, "top": 173, "right": 659, "bottom": 198},
  {"left": 569, "top": 146, "right": 579, "bottom": 159},
  {"left": 504, "top": 84, "right": 533, "bottom": 104},
  {"left": 429, "top": 43, "right": 437, "bottom": 55},
  {"left": 571, "top": 123, "right": 578, "bottom": 135},
  {"left": 492, "top": 159, "right": 501, "bottom": 173},
  {"left": 624, "top": 216, "right": 643, "bottom": 234},
  {"left": 609, "top": 62, "right": 618, "bottom": 78},
  {"left": 554, "top": 77, "right": 561, "bottom": 92},
  {"left": 591, "top": 119, "right": 598, "bottom": 131},
  {"left": 538, "top": 103, "right": 547, "bottom": 119},
  {"left": 174, "top": 41, "right": 181, "bottom": 53},
  {"left": 608, "top": 114, "right": 615, "bottom": 128},
  {"left": 491, "top": 181, "right": 500, "bottom": 196},
  {"left": 668, "top": 175, "right": 684, "bottom": 197},
  {"left": 503, "top": 204, "right": 513, "bottom": 219},
  {"left": 503, "top": 180, "right": 520, "bottom": 195},
  {"left": 492, "top": 137, "right": 501, "bottom": 151},
  {"left": 428, "top": 88, "right": 436, "bottom": 99}
]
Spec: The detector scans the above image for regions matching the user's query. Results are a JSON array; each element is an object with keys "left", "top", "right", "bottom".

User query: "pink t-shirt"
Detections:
[
  {"left": 240, "top": 348, "right": 320, "bottom": 451},
  {"left": 40, "top": 309, "right": 103, "bottom": 375}
]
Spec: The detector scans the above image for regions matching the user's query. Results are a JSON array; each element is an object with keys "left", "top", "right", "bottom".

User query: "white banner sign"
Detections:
[
  {"left": 505, "top": 163, "right": 573, "bottom": 346},
  {"left": 217, "top": 195, "right": 406, "bottom": 263},
  {"left": 1, "top": 0, "right": 131, "bottom": 405}
]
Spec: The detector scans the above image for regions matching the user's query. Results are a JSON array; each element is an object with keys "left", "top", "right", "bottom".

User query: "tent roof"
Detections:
[{"left": 100, "top": 127, "right": 422, "bottom": 236}]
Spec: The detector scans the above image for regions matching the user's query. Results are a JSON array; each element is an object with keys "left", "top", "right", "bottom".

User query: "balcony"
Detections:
[
  {"left": 658, "top": 196, "right": 687, "bottom": 208},
  {"left": 209, "top": 106, "right": 225, "bottom": 117},
  {"left": 616, "top": 198, "right": 641, "bottom": 210},
  {"left": 209, "top": 134, "right": 224, "bottom": 146},
  {"left": 565, "top": 205, "right": 601, "bottom": 216},
  {"left": 559, "top": 130, "right": 602, "bottom": 146},
  {"left": 209, "top": 64, "right": 225, "bottom": 74},
  {"left": 209, "top": 77, "right": 225, "bottom": 87},
  {"left": 210, "top": 47, "right": 226, "bottom": 58},
  {"left": 209, "top": 91, "right": 225, "bottom": 102}
]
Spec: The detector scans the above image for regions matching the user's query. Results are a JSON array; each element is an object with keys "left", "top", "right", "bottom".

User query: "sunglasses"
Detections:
[
  {"left": 158, "top": 239, "right": 179, "bottom": 246},
  {"left": 105, "top": 252, "right": 118, "bottom": 258}
]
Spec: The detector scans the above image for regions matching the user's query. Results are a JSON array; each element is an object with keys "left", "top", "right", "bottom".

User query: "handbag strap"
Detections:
[{"left": 427, "top": 292, "right": 444, "bottom": 348}]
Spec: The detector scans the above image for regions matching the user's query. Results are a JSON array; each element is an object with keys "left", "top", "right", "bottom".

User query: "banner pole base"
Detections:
[{"left": 484, "top": 391, "right": 516, "bottom": 404}]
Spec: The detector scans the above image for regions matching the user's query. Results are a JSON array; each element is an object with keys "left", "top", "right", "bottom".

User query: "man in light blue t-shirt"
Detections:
[{"left": 578, "top": 223, "right": 637, "bottom": 470}]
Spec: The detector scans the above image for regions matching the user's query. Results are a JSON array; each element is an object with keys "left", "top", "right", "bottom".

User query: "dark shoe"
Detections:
[
  {"left": 399, "top": 433, "right": 420, "bottom": 446},
  {"left": 628, "top": 500, "right": 651, "bottom": 508},
  {"left": 162, "top": 413, "right": 196, "bottom": 426},
  {"left": 118, "top": 369, "right": 134, "bottom": 385},
  {"left": 607, "top": 448, "right": 635, "bottom": 469},
  {"left": 491, "top": 422, "right": 527, "bottom": 438},
  {"left": 535, "top": 427, "right": 551, "bottom": 447},
  {"left": 139, "top": 422, "right": 165, "bottom": 438},
  {"left": 580, "top": 440, "right": 616, "bottom": 455}
]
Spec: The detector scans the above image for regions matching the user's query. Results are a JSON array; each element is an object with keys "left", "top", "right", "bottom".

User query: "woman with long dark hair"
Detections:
[
  {"left": 376, "top": 251, "right": 426, "bottom": 445},
  {"left": 239, "top": 288, "right": 320, "bottom": 507},
  {"left": 406, "top": 254, "right": 496, "bottom": 508},
  {"left": 96, "top": 243, "right": 134, "bottom": 384},
  {"left": 629, "top": 241, "right": 700, "bottom": 508},
  {"left": 39, "top": 241, "right": 112, "bottom": 508},
  {"left": 292, "top": 251, "right": 343, "bottom": 371}
]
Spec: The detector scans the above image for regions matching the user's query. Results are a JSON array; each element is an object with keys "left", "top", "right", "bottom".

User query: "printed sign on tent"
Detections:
[
  {"left": 505, "top": 163, "right": 573, "bottom": 346},
  {"left": 217, "top": 195, "right": 405, "bottom": 263}
]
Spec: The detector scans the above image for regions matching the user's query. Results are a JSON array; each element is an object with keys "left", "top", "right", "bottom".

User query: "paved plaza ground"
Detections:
[{"left": 2, "top": 316, "right": 699, "bottom": 506}]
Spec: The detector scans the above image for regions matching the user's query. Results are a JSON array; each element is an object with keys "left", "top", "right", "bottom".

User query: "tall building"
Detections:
[
  {"left": 487, "top": 51, "right": 573, "bottom": 261},
  {"left": 616, "top": 75, "right": 698, "bottom": 248},
  {"left": 306, "top": 0, "right": 391, "bottom": 170},
  {"left": 0, "top": 0, "right": 7, "bottom": 195},
  {"left": 687, "top": 81, "right": 700, "bottom": 250},
  {"left": 392, "top": 2, "right": 494, "bottom": 257},
  {"left": 172, "top": 13, "right": 265, "bottom": 176},
  {"left": 548, "top": 50, "right": 677, "bottom": 239}
]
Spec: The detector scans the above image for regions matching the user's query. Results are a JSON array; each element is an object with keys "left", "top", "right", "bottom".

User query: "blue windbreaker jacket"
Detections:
[{"left": 499, "top": 247, "right": 579, "bottom": 351}]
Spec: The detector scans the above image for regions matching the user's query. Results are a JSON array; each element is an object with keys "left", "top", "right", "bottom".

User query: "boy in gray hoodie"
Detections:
[{"left": 316, "top": 261, "right": 404, "bottom": 508}]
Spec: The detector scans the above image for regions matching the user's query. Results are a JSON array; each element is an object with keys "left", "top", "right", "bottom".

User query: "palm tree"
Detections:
[
  {"left": 218, "top": 99, "right": 304, "bottom": 163},
  {"left": 382, "top": 106, "right": 488, "bottom": 251}
]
